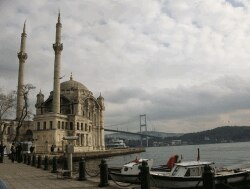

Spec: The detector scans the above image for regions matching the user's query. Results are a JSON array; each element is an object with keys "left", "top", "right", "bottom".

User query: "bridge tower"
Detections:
[{"left": 140, "top": 114, "right": 148, "bottom": 147}]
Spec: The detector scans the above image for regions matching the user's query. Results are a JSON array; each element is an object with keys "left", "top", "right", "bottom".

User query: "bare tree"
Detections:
[
  {"left": 0, "top": 90, "right": 16, "bottom": 143},
  {"left": 14, "top": 84, "right": 35, "bottom": 142}
]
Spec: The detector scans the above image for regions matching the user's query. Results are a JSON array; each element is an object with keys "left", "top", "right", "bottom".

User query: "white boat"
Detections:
[
  {"left": 150, "top": 160, "right": 250, "bottom": 189},
  {"left": 106, "top": 139, "right": 127, "bottom": 149},
  {"left": 109, "top": 158, "right": 154, "bottom": 184}
]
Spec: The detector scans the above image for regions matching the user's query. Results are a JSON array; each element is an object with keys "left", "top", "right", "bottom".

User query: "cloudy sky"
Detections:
[{"left": 1, "top": 0, "right": 250, "bottom": 133}]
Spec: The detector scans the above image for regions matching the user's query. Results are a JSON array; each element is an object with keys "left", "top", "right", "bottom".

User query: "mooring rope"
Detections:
[
  {"left": 149, "top": 174, "right": 159, "bottom": 188},
  {"left": 220, "top": 182, "right": 236, "bottom": 189},
  {"left": 195, "top": 179, "right": 202, "bottom": 188},
  {"left": 109, "top": 174, "right": 133, "bottom": 187},
  {"left": 84, "top": 167, "right": 100, "bottom": 177}
]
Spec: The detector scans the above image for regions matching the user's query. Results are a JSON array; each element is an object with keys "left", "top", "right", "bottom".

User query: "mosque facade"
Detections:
[{"left": 14, "top": 13, "right": 106, "bottom": 153}]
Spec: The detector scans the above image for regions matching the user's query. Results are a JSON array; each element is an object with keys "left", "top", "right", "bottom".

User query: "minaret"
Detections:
[
  {"left": 52, "top": 12, "right": 63, "bottom": 114},
  {"left": 16, "top": 21, "right": 28, "bottom": 120},
  {"left": 35, "top": 90, "right": 44, "bottom": 115},
  {"left": 97, "top": 93, "right": 105, "bottom": 150}
]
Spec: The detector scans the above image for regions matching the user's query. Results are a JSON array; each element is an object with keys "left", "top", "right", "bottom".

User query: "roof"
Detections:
[
  {"left": 175, "top": 161, "right": 214, "bottom": 167},
  {"left": 60, "top": 74, "right": 88, "bottom": 91}
]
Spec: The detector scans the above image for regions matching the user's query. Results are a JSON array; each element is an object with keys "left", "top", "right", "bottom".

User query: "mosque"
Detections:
[{"left": 12, "top": 13, "right": 106, "bottom": 153}]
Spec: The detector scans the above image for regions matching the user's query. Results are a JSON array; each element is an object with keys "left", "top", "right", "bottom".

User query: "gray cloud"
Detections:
[{"left": 1, "top": 0, "right": 250, "bottom": 133}]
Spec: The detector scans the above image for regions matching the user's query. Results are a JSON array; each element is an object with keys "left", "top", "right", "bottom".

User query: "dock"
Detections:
[
  {"left": 0, "top": 158, "right": 140, "bottom": 189},
  {"left": 73, "top": 147, "right": 145, "bottom": 160}
]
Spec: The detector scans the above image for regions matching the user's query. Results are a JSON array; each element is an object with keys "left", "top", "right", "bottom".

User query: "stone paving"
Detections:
[{"left": 0, "top": 158, "right": 140, "bottom": 189}]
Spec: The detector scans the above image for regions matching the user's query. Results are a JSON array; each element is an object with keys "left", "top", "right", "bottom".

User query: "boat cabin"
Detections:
[{"left": 170, "top": 161, "right": 214, "bottom": 177}]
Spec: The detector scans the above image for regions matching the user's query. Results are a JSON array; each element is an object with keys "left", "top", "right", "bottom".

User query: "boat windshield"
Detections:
[
  {"left": 184, "top": 167, "right": 204, "bottom": 177},
  {"left": 171, "top": 166, "right": 180, "bottom": 176}
]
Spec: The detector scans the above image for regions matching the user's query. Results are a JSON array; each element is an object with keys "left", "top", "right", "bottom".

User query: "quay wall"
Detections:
[
  {"left": 35, "top": 147, "right": 145, "bottom": 162},
  {"left": 73, "top": 147, "right": 145, "bottom": 160}
]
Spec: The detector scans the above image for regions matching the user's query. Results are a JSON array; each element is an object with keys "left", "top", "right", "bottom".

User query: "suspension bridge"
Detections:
[{"left": 104, "top": 114, "right": 162, "bottom": 147}]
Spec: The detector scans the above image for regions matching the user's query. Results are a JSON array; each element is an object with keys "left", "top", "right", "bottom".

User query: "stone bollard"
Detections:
[
  {"left": 20, "top": 154, "right": 23, "bottom": 163},
  {"left": 32, "top": 155, "right": 36, "bottom": 166},
  {"left": 51, "top": 157, "right": 57, "bottom": 173},
  {"left": 0, "top": 152, "right": 3, "bottom": 163},
  {"left": 17, "top": 153, "right": 22, "bottom": 163},
  {"left": 62, "top": 157, "right": 69, "bottom": 177},
  {"left": 63, "top": 157, "right": 68, "bottom": 170},
  {"left": 140, "top": 161, "right": 150, "bottom": 189},
  {"left": 202, "top": 165, "right": 215, "bottom": 189},
  {"left": 78, "top": 157, "right": 86, "bottom": 181},
  {"left": 37, "top": 155, "right": 41, "bottom": 168},
  {"left": 44, "top": 156, "right": 49, "bottom": 170},
  {"left": 99, "top": 159, "right": 109, "bottom": 187},
  {"left": 23, "top": 154, "right": 27, "bottom": 164},
  {"left": 27, "top": 155, "right": 31, "bottom": 165}
]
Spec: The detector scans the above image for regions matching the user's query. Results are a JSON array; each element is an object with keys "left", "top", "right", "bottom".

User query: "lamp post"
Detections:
[
  {"left": 31, "top": 137, "right": 37, "bottom": 153},
  {"left": 45, "top": 140, "right": 48, "bottom": 153},
  {"left": 62, "top": 136, "right": 78, "bottom": 178}
]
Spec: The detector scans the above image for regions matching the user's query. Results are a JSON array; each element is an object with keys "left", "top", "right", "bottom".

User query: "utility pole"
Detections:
[{"left": 140, "top": 114, "right": 148, "bottom": 147}]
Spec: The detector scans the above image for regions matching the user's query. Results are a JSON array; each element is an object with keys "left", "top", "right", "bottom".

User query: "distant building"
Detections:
[
  {"left": 171, "top": 140, "right": 182, "bottom": 145},
  {"left": 204, "top": 136, "right": 210, "bottom": 141}
]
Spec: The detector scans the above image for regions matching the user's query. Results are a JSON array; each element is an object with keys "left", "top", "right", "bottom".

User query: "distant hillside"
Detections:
[
  {"left": 168, "top": 126, "right": 250, "bottom": 144},
  {"left": 105, "top": 126, "right": 250, "bottom": 147}
]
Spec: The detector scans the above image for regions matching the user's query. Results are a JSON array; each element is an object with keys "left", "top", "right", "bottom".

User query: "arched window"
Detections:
[
  {"left": 58, "top": 121, "right": 60, "bottom": 129},
  {"left": 43, "top": 122, "right": 46, "bottom": 130},
  {"left": 62, "top": 122, "right": 64, "bottom": 129},
  {"left": 50, "top": 121, "right": 53, "bottom": 130},
  {"left": 70, "top": 122, "right": 73, "bottom": 130},
  {"left": 37, "top": 122, "right": 40, "bottom": 130}
]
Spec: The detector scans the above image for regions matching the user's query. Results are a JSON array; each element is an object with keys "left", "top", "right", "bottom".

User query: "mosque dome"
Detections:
[{"left": 60, "top": 74, "right": 88, "bottom": 91}]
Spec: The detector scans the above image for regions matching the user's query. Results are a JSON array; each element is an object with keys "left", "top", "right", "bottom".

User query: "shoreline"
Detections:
[
  {"left": 74, "top": 147, "right": 145, "bottom": 160},
  {"left": 32, "top": 147, "right": 145, "bottom": 162}
]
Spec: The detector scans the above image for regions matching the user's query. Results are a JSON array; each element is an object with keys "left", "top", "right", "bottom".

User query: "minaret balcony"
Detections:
[
  {"left": 17, "top": 52, "right": 28, "bottom": 61},
  {"left": 53, "top": 43, "right": 63, "bottom": 53}
]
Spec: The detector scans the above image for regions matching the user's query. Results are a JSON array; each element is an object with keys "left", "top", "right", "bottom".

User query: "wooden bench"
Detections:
[{"left": 56, "top": 169, "right": 71, "bottom": 179}]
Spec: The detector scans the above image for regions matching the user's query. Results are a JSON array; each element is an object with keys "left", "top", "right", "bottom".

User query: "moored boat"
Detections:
[
  {"left": 109, "top": 158, "right": 154, "bottom": 184},
  {"left": 150, "top": 160, "right": 250, "bottom": 189}
]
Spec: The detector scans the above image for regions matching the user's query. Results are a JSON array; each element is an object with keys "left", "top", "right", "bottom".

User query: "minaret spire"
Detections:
[
  {"left": 16, "top": 20, "right": 28, "bottom": 120},
  {"left": 23, "top": 20, "right": 26, "bottom": 33},
  {"left": 52, "top": 12, "right": 63, "bottom": 114},
  {"left": 58, "top": 10, "right": 61, "bottom": 23}
]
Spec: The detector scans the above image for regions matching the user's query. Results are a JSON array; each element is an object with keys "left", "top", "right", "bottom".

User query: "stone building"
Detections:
[
  {"left": 33, "top": 74, "right": 106, "bottom": 153},
  {"left": 14, "top": 13, "right": 106, "bottom": 153}
]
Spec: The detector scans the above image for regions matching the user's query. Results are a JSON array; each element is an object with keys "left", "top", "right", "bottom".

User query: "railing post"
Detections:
[
  {"left": 99, "top": 159, "right": 109, "bottom": 187},
  {"left": 20, "top": 153, "right": 23, "bottom": 163},
  {"left": 78, "top": 157, "right": 86, "bottom": 181},
  {"left": 140, "top": 161, "right": 150, "bottom": 189},
  {"left": 51, "top": 156, "right": 57, "bottom": 173},
  {"left": 23, "top": 154, "right": 27, "bottom": 164},
  {"left": 27, "top": 155, "right": 31, "bottom": 165},
  {"left": 44, "top": 156, "right": 49, "bottom": 170},
  {"left": 62, "top": 156, "right": 69, "bottom": 177},
  {"left": 32, "top": 155, "right": 36, "bottom": 166},
  {"left": 37, "top": 155, "right": 41, "bottom": 168},
  {"left": 202, "top": 165, "right": 215, "bottom": 189},
  {"left": 0, "top": 151, "right": 3, "bottom": 163}
]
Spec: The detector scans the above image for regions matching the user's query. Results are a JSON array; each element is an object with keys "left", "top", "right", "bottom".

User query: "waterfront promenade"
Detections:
[{"left": 0, "top": 158, "right": 139, "bottom": 189}]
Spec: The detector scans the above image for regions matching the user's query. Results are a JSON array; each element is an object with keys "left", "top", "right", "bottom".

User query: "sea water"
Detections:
[{"left": 106, "top": 142, "right": 250, "bottom": 169}]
